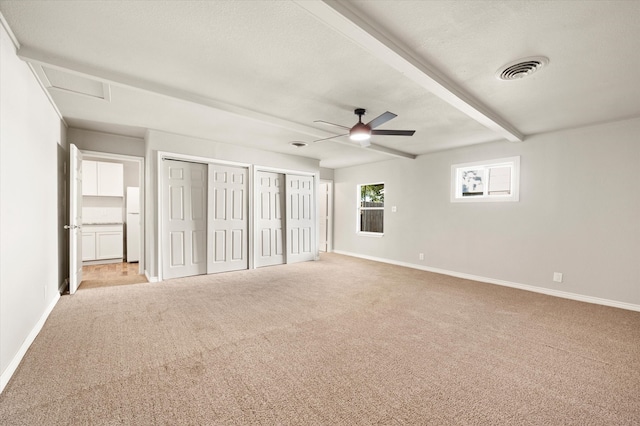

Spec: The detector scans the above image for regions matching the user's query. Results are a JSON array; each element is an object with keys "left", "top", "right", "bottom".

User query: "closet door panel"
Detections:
[
  {"left": 256, "top": 171, "right": 285, "bottom": 268},
  {"left": 208, "top": 164, "right": 248, "bottom": 273},
  {"left": 286, "top": 174, "right": 315, "bottom": 263}
]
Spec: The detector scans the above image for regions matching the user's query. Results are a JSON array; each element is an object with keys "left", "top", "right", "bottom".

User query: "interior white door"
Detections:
[
  {"left": 286, "top": 174, "right": 315, "bottom": 263},
  {"left": 207, "top": 164, "right": 248, "bottom": 273},
  {"left": 256, "top": 171, "right": 285, "bottom": 267},
  {"left": 318, "top": 182, "right": 328, "bottom": 252},
  {"left": 162, "top": 159, "right": 208, "bottom": 279},
  {"left": 68, "top": 144, "right": 83, "bottom": 294}
]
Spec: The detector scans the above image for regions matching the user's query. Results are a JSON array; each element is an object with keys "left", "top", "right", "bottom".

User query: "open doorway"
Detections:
[{"left": 73, "top": 149, "right": 146, "bottom": 290}]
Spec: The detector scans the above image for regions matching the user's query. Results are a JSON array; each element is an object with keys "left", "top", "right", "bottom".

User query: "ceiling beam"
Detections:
[
  {"left": 321, "top": 137, "right": 416, "bottom": 160},
  {"left": 17, "top": 46, "right": 332, "bottom": 138},
  {"left": 294, "top": 0, "right": 524, "bottom": 142},
  {"left": 19, "top": 46, "right": 418, "bottom": 161},
  {"left": 366, "top": 143, "right": 416, "bottom": 160}
]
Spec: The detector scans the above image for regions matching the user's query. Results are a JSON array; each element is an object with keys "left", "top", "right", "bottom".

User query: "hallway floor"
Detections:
[{"left": 80, "top": 262, "right": 147, "bottom": 290}]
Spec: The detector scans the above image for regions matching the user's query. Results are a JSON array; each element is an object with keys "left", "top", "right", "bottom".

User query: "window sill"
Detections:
[
  {"left": 357, "top": 232, "right": 384, "bottom": 238},
  {"left": 451, "top": 195, "right": 519, "bottom": 203}
]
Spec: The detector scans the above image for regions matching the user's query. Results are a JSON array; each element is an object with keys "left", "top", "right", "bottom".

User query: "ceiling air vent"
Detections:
[{"left": 496, "top": 56, "right": 549, "bottom": 81}]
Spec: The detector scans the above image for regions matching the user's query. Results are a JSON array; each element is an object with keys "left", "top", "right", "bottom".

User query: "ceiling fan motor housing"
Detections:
[
  {"left": 349, "top": 108, "right": 371, "bottom": 141},
  {"left": 313, "top": 108, "right": 414, "bottom": 145},
  {"left": 350, "top": 122, "right": 372, "bottom": 141}
]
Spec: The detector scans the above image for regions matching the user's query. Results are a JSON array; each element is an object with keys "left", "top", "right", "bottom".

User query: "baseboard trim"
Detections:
[
  {"left": 58, "top": 277, "right": 68, "bottom": 294},
  {"left": 83, "top": 258, "right": 123, "bottom": 266},
  {"left": 333, "top": 250, "right": 640, "bottom": 312},
  {"left": 1, "top": 293, "right": 60, "bottom": 394},
  {"left": 144, "top": 270, "right": 159, "bottom": 283}
]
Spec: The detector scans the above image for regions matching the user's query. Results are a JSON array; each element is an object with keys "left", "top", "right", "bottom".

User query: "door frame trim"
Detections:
[
  {"left": 319, "top": 179, "right": 334, "bottom": 253},
  {"left": 81, "top": 149, "right": 145, "bottom": 275}
]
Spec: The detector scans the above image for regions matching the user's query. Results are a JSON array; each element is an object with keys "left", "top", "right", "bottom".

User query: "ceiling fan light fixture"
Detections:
[
  {"left": 314, "top": 108, "right": 414, "bottom": 147},
  {"left": 349, "top": 122, "right": 371, "bottom": 141}
]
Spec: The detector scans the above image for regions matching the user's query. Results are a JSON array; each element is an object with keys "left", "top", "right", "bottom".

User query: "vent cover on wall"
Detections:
[{"left": 496, "top": 56, "right": 549, "bottom": 81}]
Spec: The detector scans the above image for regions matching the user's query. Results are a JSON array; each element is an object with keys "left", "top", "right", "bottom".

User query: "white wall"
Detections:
[
  {"left": 144, "top": 130, "right": 320, "bottom": 279},
  {"left": 320, "top": 167, "right": 334, "bottom": 180},
  {"left": 334, "top": 118, "right": 640, "bottom": 308},
  {"left": 0, "top": 22, "right": 63, "bottom": 391},
  {"left": 68, "top": 127, "right": 145, "bottom": 157}
]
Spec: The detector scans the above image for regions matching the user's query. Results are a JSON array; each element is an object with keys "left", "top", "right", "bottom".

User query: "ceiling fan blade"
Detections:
[
  {"left": 313, "top": 133, "right": 348, "bottom": 143},
  {"left": 371, "top": 129, "right": 416, "bottom": 136},
  {"left": 366, "top": 111, "right": 397, "bottom": 129},
  {"left": 314, "top": 120, "right": 351, "bottom": 130}
]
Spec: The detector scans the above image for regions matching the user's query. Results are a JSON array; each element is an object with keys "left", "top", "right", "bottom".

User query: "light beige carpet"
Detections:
[{"left": 1, "top": 253, "right": 639, "bottom": 425}]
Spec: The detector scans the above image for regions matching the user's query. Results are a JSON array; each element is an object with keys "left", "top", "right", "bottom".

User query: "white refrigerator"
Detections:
[{"left": 126, "top": 187, "right": 140, "bottom": 262}]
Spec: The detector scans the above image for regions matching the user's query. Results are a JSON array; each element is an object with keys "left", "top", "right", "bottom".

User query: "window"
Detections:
[
  {"left": 451, "top": 156, "right": 520, "bottom": 202},
  {"left": 358, "top": 183, "right": 384, "bottom": 234}
]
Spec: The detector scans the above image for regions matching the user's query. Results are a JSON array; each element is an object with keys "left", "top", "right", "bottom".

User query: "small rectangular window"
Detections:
[
  {"left": 451, "top": 157, "right": 520, "bottom": 202},
  {"left": 358, "top": 183, "right": 384, "bottom": 234}
]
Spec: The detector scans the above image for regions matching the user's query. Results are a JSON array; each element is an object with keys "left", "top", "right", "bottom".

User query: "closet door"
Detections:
[
  {"left": 286, "top": 174, "right": 315, "bottom": 263},
  {"left": 256, "top": 171, "right": 285, "bottom": 267},
  {"left": 162, "top": 160, "right": 208, "bottom": 279},
  {"left": 207, "top": 164, "right": 248, "bottom": 273}
]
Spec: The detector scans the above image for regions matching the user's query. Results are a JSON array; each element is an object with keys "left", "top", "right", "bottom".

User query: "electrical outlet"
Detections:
[
  {"left": 419, "top": 253, "right": 425, "bottom": 261},
  {"left": 391, "top": 206, "right": 397, "bottom": 212},
  {"left": 553, "top": 272, "right": 563, "bottom": 283}
]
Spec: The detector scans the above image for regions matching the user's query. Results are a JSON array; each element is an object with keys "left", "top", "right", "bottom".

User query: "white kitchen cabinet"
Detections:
[
  {"left": 82, "top": 225, "right": 123, "bottom": 263},
  {"left": 97, "top": 162, "right": 124, "bottom": 196},
  {"left": 82, "top": 232, "right": 96, "bottom": 261},
  {"left": 82, "top": 160, "right": 123, "bottom": 196},
  {"left": 96, "top": 231, "right": 123, "bottom": 259},
  {"left": 82, "top": 160, "right": 98, "bottom": 196}
]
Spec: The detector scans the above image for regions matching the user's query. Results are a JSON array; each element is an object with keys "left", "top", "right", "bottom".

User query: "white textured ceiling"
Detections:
[{"left": 1, "top": 0, "right": 639, "bottom": 168}]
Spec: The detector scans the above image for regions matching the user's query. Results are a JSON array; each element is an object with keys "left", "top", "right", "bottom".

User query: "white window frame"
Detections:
[
  {"left": 451, "top": 156, "right": 520, "bottom": 203},
  {"left": 357, "top": 182, "right": 384, "bottom": 236}
]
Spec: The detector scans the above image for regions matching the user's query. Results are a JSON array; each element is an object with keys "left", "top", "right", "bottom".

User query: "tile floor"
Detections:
[{"left": 80, "top": 262, "right": 147, "bottom": 289}]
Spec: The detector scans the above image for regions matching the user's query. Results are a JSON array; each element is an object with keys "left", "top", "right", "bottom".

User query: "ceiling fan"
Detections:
[{"left": 314, "top": 108, "right": 415, "bottom": 147}]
